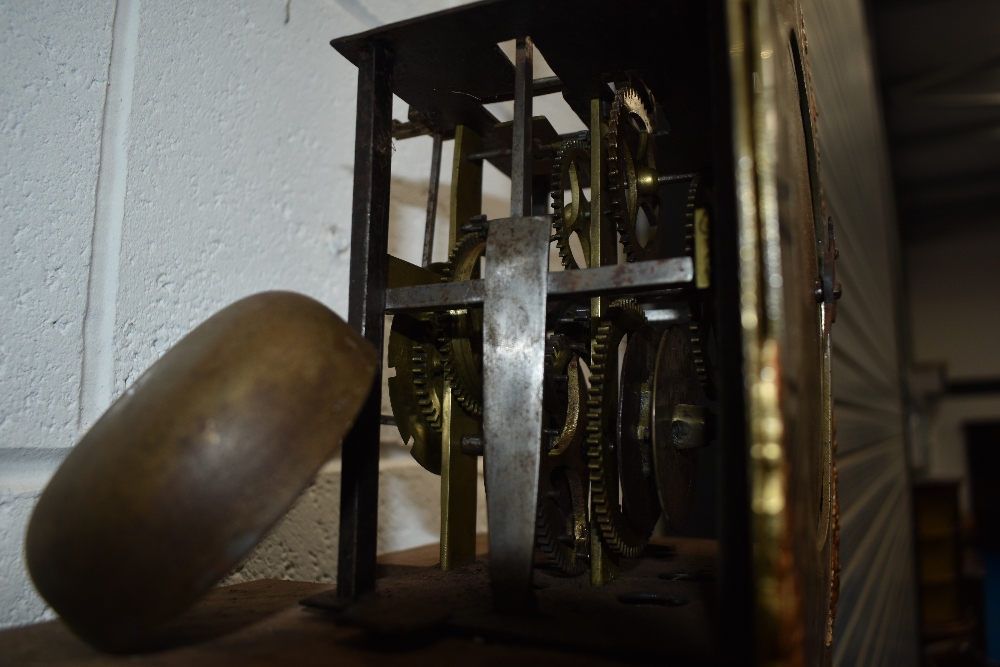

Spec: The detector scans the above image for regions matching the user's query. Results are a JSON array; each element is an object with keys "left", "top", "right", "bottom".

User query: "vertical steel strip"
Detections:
[
  {"left": 482, "top": 216, "right": 550, "bottom": 614},
  {"left": 510, "top": 37, "right": 533, "bottom": 218},
  {"left": 422, "top": 132, "right": 443, "bottom": 267},
  {"left": 338, "top": 41, "right": 394, "bottom": 600},
  {"left": 450, "top": 125, "right": 483, "bottom": 248}
]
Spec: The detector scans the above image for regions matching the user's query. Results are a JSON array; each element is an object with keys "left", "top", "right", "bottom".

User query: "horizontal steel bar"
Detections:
[
  {"left": 466, "top": 142, "right": 556, "bottom": 163},
  {"left": 466, "top": 147, "right": 511, "bottom": 162},
  {"left": 548, "top": 257, "right": 692, "bottom": 299},
  {"left": 386, "top": 279, "right": 485, "bottom": 312},
  {"left": 658, "top": 172, "right": 698, "bottom": 184},
  {"left": 384, "top": 256, "right": 693, "bottom": 313},
  {"left": 477, "top": 75, "right": 563, "bottom": 105}
]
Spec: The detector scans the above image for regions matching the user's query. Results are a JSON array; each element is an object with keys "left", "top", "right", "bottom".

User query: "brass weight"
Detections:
[{"left": 26, "top": 291, "right": 377, "bottom": 652}]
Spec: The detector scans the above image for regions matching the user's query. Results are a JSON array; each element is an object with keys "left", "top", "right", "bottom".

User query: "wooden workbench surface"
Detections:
[{"left": 0, "top": 538, "right": 715, "bottom": 666}]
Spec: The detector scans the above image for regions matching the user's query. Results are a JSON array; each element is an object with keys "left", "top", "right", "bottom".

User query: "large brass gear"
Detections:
[
  {"left": 607, "top": 86, "right": 661, "bottom": 262},
  {"left": 587, "top": 297, "right": 655, "bottom": 558},
  {"left": 536, "top": 334, "right": 589, "bottom": 575},
  {"left": 550, "top": 139, "right": 592, "bottom": 270},
  {"left": 387, "top": 311, "right": 444, "bottom": 475},
  {"left": 438, "top": 233, "right": 486, "bottom": 417},
  {"left": 616, "top": 323, "right": 662, "bottom": 538}
]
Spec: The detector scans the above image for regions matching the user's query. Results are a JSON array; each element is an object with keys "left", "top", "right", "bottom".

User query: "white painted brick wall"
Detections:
[
  {"left": 0, "top": 0, "right": 498, "bottom": 629},
  {"left": 1, "top": 0, "right": 116, "bottom": 627}
]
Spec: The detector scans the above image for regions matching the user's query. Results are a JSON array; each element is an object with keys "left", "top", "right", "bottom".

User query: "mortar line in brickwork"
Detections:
[{"left": 79, "top": 0, "right": 140, "bottom": 431}]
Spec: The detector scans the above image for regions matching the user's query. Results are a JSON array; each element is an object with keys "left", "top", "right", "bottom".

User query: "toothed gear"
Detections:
[
  {"left": 438, "top": 233, "right": 486, "bottom": 418},
  {"left": 551, "top": 139, "right": 592, "bottom": 270},
  {"left": 684, "top": 175, "right": 711, "bottom": 391},
  {"left": 587, "top": 297, "right": 654, "bottom": 557},
  {"left": 412, "top": 325, "right": 444, "bottom": 432},
  {"left": 536, "top": 334, "right": 589, "bottom": 575},
  {"left": 684, "top": 174, "right": 700, "bottom": 256},
  {"left": 608, "top": 86, "right": 661, "bottom": 262},
  {"left": 689, "top": 320, "right": 709, "bottom": 391},
  {"left": 388, "top": 310, "right": 445, "bottom": 475}
]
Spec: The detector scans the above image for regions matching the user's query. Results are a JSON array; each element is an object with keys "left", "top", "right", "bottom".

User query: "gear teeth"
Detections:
[
  {"left": 690, "top": 322, "right": 709, "bottom": 389},
  {"left": 551, "top": 138, "right": 591, "bottom": 271},
  {"left": 608, "top": 86, "right": 657, "bottom": 263},
  {"left": 410, "top": 318, "right": 443, "bottom": 433},
  {"left": 684, "top": 175, "right": 710, "bottom": 391},
  {"left": 684, "top": 174, "right": 700, "bottom": 259},
  {"left": 535, "top": 334, "right": 589, "bottom": 576},
  {"left": 586, "top": 298, "right": 650, "bottom": 558},
  {"left": 437, "top": 233, "right": 487, "bottom": 418}
]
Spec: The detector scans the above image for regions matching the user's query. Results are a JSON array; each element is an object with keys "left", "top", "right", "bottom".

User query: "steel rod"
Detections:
[
  {"left": 476, "top": 75, "right": 562, "bottom": 104},
  {"left": 657, "top": 172, "right": 699, "bottom": 184},
  {"left": 422, "top": 133, "right": 443, "bottom": 267},
  {"left": 338, "top": 41, "right": 393, "bottom": 601},
  {"left": 510, "top": 37, "right": 533, "bottom": 217},
  {"left": 466, "top": 147, "right": 511, "bottom": 162}
]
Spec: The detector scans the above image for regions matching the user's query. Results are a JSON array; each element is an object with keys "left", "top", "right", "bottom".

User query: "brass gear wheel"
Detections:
[
  {"left": 587, "top": 297, "right": 654, "bottom": 557},
  {"left": 616, "top": 323, "right": 662, "bottom": 537},
  {"left": 684, "top": 175, "right": 713, "bottom": 394},
  {"left": 388, "top": 311, "right": 444, "bottom": 475},
  {"left": 438, "top": 233, "right": 486, "bottom": 417},
  {"left": 684, "top": 174, "right": 700, "bottom": 256},
  {"left": 608, "top": 86, "right": 661, "bottom": 262},
  {"left": 551, "top": 139, "right": 592, "bottom": 270},
  {"left": 536, "top": 334, "right": 589, "bottom": 575}
]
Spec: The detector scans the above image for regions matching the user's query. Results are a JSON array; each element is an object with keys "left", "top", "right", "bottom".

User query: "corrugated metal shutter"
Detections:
[{"left": 798, "top": 0, "right": 921, "bottom": 664}]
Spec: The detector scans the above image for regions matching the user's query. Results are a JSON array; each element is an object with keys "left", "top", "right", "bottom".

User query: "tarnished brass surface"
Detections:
[
  {"left": 536, "top": 334, "right": 589, "bottom": 576},
  {"left": 388, "top": 312, "right": 445, "bottom": 474},
  {"left": 607, "top": 87, "right": 661, "bottom": 262},
  {"left": 386, "top": 257, "right": 450, "bottom": 474},
  {"left": 392, "top": 122, "right": 487, "bottom": 576},
  {"left": 727, "top": 0, "right": 836, "bottom": 662},
  {"left": 587, "top": 97, "right": 622, "bottom": 586},
  {"left": 551, "top": 139, "right": 592, "bottom": 270},
  {"left": 386, "top": 254, "right": 445, "bottom": 290},
  {"left": 588, "top": 97, "right": 618, "bottom": 325},
  {"left": 26, "top": 292, "right": 377, "bottom": 653},
  {"left": 617, "top": 324, "right": 662, "bottom": 538},
  {"left": 587, "top": 299, "right": 653, "bottom": 561},
  {"left": 693, "top": 208, "right": 711, "bottom": 290},
  {"left": 439, "top": 233, "right": 487, "bottom": 417},
  {"left": 439, "top": 383, "right": 479, "bottom": 570}
]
